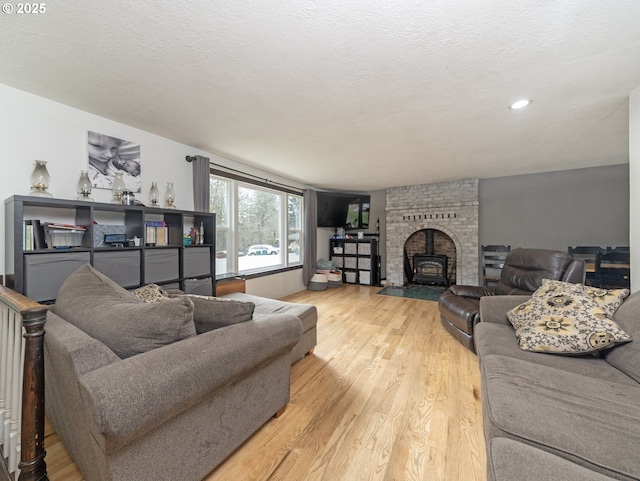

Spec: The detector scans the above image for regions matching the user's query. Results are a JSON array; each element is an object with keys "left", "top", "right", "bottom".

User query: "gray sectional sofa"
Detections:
[
  {"left": 220, "top": 292, "right": 317, "bottom": 363},
  {"left": 43, "top": 265, "right": 317, "bottom": 481},
  {"left": 476, "top": 291, "right": 640, "bottom": 481}
]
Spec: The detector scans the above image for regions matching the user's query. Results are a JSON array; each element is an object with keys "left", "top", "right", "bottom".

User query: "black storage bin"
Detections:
[
  {"left": 183, "top": 277, "right": 213, "bottom": 296},
  {"left": 24, "top": 252, "right": 90, "bottom": 302},
  {"left": 144, "top": 249, "right": 179, "bottom": 283},
  {"left": 94, "top": 250, "right": 141, "bottom": 287},
  {"left": 183, "top": 247, "right": 212, "bottom": 278}
]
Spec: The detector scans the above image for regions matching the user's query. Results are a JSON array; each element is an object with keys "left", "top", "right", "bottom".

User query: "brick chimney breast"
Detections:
[{"left": 386, "top": 179, "right": 479, "bottom": 287}]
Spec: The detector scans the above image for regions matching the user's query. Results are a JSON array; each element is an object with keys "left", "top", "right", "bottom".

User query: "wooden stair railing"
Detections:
[{"left": 0, "top": 286, "right": 48, "bottom": 481}]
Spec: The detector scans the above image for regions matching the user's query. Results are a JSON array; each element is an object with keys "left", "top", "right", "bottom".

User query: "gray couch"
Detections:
[
  {"left": 43, "top": 265, "right": 309, "bottom": 481},
  {"left": 476, "top": 291, "right": 640, "bottom": 481},
  {"left": 220, "top": 292, "right": 317, "bottom": 363}
]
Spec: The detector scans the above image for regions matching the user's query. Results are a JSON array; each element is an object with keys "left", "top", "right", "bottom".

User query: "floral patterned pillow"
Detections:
[
  {"left": 133, "top": 284, "right": 170, "bottom": 303},
  {"left": 506, "top": 279, "right": 631, "bottom": 355}
]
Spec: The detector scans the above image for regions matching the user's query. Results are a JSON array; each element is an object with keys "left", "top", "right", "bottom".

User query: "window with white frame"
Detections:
[
  {"left": 287, "top": 195, "right": 302, "bottom": 265},
  {"left": 210, "top": 173, "right": 303, "bottom": 276},
  {"left": 210, "top": 176, "right": 231, "bottom": 274}
]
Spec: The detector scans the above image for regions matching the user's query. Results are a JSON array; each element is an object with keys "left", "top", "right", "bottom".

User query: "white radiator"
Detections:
[{"left": 0, "top": 302, "right": 25, "bottom": 478}]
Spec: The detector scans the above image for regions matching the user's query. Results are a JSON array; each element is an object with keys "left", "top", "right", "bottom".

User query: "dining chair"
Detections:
[
  {"left": 608, "top": 246, "right": 630, "bottom": 253},
  {"left": 568, "top": 246, "right": 608, "bottom": 286},
  {"left": 594, "top": 251, "right": 630, "bottom": 289}
]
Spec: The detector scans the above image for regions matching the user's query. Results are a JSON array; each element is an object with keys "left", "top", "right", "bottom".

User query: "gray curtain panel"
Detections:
[
  {"left": 303, "top": 189, "right": 318, "bottom": 285},
  {"left": 192, "top": 155, "right": 211, "bottom": 212}
]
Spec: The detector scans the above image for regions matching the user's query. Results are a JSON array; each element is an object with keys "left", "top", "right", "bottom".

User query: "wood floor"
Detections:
[{"left": 43, "top": 285, "right": 486, "bottom": 481}]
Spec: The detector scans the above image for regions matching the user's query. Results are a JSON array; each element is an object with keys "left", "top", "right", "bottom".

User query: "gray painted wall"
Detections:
[
  {"left": 317, "top": 165, "right": 628, "bottom": 283},
  {"left": 479, "top": 164, "right": 629, "bottom": 252}
]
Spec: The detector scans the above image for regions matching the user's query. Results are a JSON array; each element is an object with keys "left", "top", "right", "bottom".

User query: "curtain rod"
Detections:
[{"left": 186, "top": 155, "right": 303, "bottom": 193}]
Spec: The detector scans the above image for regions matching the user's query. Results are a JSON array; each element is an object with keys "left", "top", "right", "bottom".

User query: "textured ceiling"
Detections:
[{"left": 1, "top": 1, "right": 640, "bottom": 190}]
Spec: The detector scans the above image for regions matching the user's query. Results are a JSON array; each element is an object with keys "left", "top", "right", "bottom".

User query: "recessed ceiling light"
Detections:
[{"left": 509, "top": 99, "right": 531, "bottom": 110}]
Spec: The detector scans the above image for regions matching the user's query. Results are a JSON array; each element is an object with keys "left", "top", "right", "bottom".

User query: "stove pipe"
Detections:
[{"left": 426, "top": 229, "right": 435, "bottom": 255}]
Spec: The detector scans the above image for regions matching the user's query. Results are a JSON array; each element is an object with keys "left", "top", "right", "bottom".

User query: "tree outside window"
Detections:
[
  {"left": 210, "top": 177, "right": 230, "bottom": 275},
  {"left": 210, "top": 174, "right": 303, "bottom": 275},
  {"left": 288, "top": 195, "right": 302, "bottom": 264}
]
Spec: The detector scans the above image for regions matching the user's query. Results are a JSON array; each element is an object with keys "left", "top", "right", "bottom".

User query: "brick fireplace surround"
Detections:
[{"left": 386, "top": 179, "right": 479, "bottom": 287}]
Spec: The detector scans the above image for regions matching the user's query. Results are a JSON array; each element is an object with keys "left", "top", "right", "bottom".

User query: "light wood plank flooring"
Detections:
[{"left": 44, "top": 285, "right": 485, "bottom": 481}]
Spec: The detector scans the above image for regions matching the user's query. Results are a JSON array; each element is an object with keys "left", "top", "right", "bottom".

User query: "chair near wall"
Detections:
[
  {"left": 594, "top": 251, "right": 630, "bottom": 289},
  {"left": 608, "top": 246, "right": 630, "bottom": 253},
  {"left": 568, "top": 246, "right": 608, "bottom": 286},
  {"left": 481, "top": 245, "right": 511, "bottom": 287}
]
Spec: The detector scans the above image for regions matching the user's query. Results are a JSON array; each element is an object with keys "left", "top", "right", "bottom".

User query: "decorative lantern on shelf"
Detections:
[
  {"left": 112, "top": 172, "right": 126, "bottom": 204},
  {"left": 29, "top": 160, "right": 53, "bottom": 197},
  {"left": 148, "top": 181, "right": 160, "bottom": 207},
  {"left": 164, "top": 182, "right": 176, "bottom": 209},
  {"left": 76, "top": 170, "right": 93, "bottom": 201}
]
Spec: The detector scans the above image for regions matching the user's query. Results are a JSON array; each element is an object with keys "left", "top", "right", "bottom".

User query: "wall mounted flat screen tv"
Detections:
[
  {"left": 316, "top": 192, "right": 370, "bottom": 229},
  {"left": 317, "top": 192, "right": 349, "bottom": 228}
]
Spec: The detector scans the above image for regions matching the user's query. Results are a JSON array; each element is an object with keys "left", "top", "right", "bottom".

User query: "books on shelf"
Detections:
[
  {"left": 23, "top": 219, "right": 48, "bottom": 250},
  {"left": 24, "top": 220, "right": 33, "bottom": 251},
  {"left": 145, "top": 221, "right": 168, "bottom": 246},
  {"left": 22, "top": 220, "right": 88, "bottom": 250}
]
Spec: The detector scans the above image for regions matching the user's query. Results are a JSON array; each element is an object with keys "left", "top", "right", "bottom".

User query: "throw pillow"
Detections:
[
  {"left": 172, "top": 294, "right": 255, "bottom": 334},
  {"left": 133, "top": 283, "right": 170, "bottom": 303},
  {"left": 506, "top": 279, "right": 631, "bottom": 355},
  {"left": 54, "top": 264, "right": 196, "bottom": 358}
]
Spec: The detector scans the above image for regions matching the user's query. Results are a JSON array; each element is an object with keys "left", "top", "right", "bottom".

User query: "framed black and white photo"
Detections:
[{"left": 87, "top": 131, "right": 141, "bottom": 192}]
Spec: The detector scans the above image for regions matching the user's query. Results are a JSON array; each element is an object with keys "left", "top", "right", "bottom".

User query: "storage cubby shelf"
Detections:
[
  {"left": 5, "top": 195, "right": 216, "bottom": 302},
  {"left": 329, "top": 237, "right": 380, "bottom": 286}
]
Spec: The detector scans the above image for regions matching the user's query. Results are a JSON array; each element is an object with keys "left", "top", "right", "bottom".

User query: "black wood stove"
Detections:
[{"left": 412, "top": 229, "right": 449, "bottom": 286}]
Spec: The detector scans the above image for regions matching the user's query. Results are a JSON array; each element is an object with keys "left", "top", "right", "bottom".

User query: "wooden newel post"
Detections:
[{"left": 18, "top": 306, "right": 49, "bottom": 481}]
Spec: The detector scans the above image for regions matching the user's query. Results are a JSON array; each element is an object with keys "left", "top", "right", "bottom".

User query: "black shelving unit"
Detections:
[
  {"left": 329, "top": 237, "right": 380, "bottom": 286},
  {"left": 5, "top": 195, "right": 215, "bottom": 302}
]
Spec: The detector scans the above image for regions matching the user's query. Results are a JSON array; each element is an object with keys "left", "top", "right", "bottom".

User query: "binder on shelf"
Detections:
[{"left": 32, "top": 219, "right": 47, "bottom": 249}]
